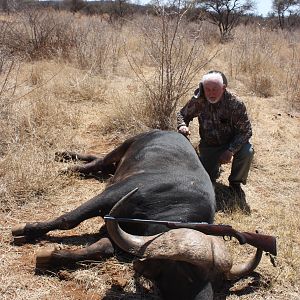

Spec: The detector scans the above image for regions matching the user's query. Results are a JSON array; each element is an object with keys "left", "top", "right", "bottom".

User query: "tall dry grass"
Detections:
[
  {"left": 0, "top": 60, "right": 81, "bottom": 211},
  {"left": 223, "top": 24, "right": 300, "bottom": 105},
  {"left": 0, "top": 9, "right": 125, "bottom": 75},
  {"left": 225, "top": 25, "right": 279, "bottom": 97}
]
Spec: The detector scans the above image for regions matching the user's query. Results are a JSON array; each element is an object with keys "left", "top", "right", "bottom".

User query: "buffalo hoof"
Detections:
[
  {"left": 12, "top": 223, "right": 26, "bottom": 236},
  {"left": 13, "top": 235, "right": 28, "bottom": 245},
  {"left": 58, "top": 168, "right": 71, "bottom": 175},
  {"left": 36, "top": 248, "right": 55, "bottom": 269},
  {"left": 55, "top": 151, "right": 76, "bottom": 162}
]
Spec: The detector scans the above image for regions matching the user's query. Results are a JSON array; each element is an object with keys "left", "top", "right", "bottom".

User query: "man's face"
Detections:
[{"left": 203, "top": 81, "right": 225, "bottom": 104}]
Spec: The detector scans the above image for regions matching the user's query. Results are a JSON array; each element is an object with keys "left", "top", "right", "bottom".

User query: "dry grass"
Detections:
[{"left": 0, "top": 9, "right": 299, "bottom": 300}]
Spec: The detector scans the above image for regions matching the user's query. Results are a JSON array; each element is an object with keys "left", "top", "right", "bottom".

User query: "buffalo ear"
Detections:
[{"left": 133, "top": 258, "right": 162, "bottom": 279}]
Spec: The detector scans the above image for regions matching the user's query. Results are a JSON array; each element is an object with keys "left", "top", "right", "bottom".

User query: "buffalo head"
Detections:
[{"left": 106, "top": 210, "right": 262, "bottom": 300}]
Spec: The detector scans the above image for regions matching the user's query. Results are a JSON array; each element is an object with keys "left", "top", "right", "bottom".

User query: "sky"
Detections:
[{"left": 255, "top": 0, "right": 273, "bottom": 17}]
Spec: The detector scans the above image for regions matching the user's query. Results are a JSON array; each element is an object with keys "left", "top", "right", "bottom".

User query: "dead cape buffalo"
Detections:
[{"left": 12, "top": 130, "right": 263, "bottom": 300}]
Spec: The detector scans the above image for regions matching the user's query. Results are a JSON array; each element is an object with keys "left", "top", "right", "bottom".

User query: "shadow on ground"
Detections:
[
  {"left": 214, "top": 182, "right": 251, "bottom": 214},
  {"left": 102, "top": 273, "right": 161, "bottom": 300},
  {"left": 214, "top": 272, "right": 268, "bottom": 299},
  {"left": 100, "top": 271, "right": 264, "bottom": 300}
]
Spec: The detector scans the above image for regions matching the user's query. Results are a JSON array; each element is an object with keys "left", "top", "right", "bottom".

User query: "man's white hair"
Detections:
[{"left": 202, "top": 72, "right": 224, "bottom": 86}]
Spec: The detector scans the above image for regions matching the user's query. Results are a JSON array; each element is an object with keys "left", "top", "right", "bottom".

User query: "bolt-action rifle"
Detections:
[{"left": 104, "top": 216, "right": 277, "bottom": 256}]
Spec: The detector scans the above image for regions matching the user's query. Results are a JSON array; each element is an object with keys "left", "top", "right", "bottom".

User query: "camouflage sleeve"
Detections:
[
  {"left": 177, "top": 97, "right": 202, "bottom": 129},
  {"left": 228, "top": 101, "right": 252, "bottom": 154}
]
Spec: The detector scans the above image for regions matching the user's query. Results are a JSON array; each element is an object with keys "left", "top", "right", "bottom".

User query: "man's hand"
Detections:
[
  {"left": 178, "top": 125, "right": 191, "bottom": 137},
  {"left": 219, "top": 150, "right": 233, "bottom": 164}
]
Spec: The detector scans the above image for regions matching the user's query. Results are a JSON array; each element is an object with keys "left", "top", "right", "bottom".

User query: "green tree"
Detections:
[{"left": 197, "top": 0, "right": 254, "bottom": 40}]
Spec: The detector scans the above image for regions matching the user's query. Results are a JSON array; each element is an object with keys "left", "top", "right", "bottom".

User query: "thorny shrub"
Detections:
[
  {"left": 126, "top": 10, "right": 214, "bottom": 130},
  {"left": 0, "top": 9, "right": 76, "bottom": 60},
  {"left": 0, "top": 9, "right": 123, "bottom": 75}
]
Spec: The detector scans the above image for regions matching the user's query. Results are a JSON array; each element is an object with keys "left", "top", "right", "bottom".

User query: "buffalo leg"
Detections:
[
  {"left": 55, "top": 151, "right": 100, "bottom": 162},
  {"left": 36, "top": 237, "right": 114, "bottom": 268},
  {"left": 12, "top": 181, "right": 138, "bottom": 240},
  {"left": 12, "top": 132, "right": 148, "bottom": 241},
  {"left": 69, "top": 157, "right": 113, "bottom": 175},
  {"left": 56, "top": 152, "right": 111, "bottom": 175},
  {"left": 12, "top": 193, "right": 109, "bottom": 239},
  {"left": 60, "top": 134, "right": 143, "bottom": 175}
]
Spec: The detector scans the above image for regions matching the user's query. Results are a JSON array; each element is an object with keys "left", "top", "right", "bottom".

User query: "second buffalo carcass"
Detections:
[{"left": 12, "top": 130, "right": 263, "bottom": 300}]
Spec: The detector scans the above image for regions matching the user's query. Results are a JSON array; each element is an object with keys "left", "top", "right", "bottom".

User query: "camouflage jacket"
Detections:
[{"left": 177, "top": 89, "right": 252, "bottom": 154}]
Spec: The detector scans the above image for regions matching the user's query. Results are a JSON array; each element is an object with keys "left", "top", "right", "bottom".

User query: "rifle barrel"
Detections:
[{"left": 104, "top": 216, "right": 209, "bottom": 227}]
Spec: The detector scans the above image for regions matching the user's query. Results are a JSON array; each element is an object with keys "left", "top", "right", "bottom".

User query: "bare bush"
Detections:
[
  {"left": 225, "top": 25, "right": 300, "bottom": 104},
  {"left": 101, "top": 98, "right": 151, "bottom": 137},
  {"left": 192, "top": 20, "right": 220, "bottom": 45},
  {"left": 226, "top": 25, "right": 281, "bottom": 97},
  {"left": 0, "top": 9, "right": 125, "bottom": 76},
  {"left": 0, "top": 9, "right": 76, "bottom": 60},
  {"left": 285, "top": 43, "right": 300, "bottom": 110},
  {"left": 126, "top": 2, "right": 216, "bottom": 130},
  {"left": 249, "top": 73, "right": 274, "bottom": 98},
  {"left": 71, "top": 17, "right": 122, "bottom": 75},
  {"left": 0, "top": 60, "right": 16, "bottom": 156}
]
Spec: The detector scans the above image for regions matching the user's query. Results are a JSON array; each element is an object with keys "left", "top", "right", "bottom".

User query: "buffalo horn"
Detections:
[{"left": 225, "top": 248, "right": 263, "bottom": 280}]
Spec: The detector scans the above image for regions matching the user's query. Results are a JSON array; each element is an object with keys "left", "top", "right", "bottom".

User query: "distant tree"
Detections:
[
  {"left": 63, "top": 0, "right": 85, "bottom": 13},
  {"left": 286, "top": 10, "right": 300, "bottom": 28},
  {"left": 110, "top": 0, "right": 131, "bottom": 18},
  {"left": 116, "top": 0, "right": 127, "bottom": 17},
  {"left": 0, "top": 0, "right": 25, "bottom": 12},
  {"left": 272, "top": 0, "right": 300, "bottom": 29},
  {"left": 196, "top": 0, "right": 255, "bottom": 40},
  {"left": 0, "top": 0, "right": 8, "bottom": 13}
]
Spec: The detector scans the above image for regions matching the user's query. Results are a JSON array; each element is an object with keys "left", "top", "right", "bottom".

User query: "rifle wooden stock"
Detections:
[{"left": 104, "top": 216, "right": 277, "bottom": 256}]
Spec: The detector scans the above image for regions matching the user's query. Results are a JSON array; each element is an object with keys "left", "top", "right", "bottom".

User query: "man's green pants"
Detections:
[{"left": 199, "top": 142, "right": 254, "bottom": 185}]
